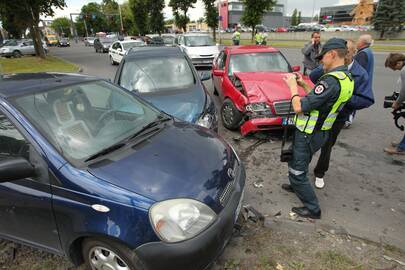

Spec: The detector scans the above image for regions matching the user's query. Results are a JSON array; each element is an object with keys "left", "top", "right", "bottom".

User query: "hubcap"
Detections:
[
  {"left": 89, "top": 246, "right": 129, "bottom": 270},
  {"left": 222, "top": 104, "right": 234, "bottom": 125}
]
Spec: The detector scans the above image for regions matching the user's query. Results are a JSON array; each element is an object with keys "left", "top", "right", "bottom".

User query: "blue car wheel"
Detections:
[{"left": 82, "top": 238, "right": 145, "bottom": 270}]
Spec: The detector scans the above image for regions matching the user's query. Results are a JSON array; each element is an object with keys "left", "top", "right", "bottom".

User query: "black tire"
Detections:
[
  {"left": 95, "top": 48, "right": 99, "bottom": 53},
  {"left": 221, "top": 98, "right": 243, "bottom": 130},
  {"left": 82, "top": 238, "right": 145, "bottom": 270},
  {"left": 13, "top": 50, "right": 22, "bottom": 58}
]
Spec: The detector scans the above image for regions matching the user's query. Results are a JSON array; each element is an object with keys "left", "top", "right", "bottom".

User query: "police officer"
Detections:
[
  {"left": 282, "top": 38, "right": 354, "bottom": 219},
  {"left": 232, "top": 27, "right": 241, "bottom": 45},
  {"left": 255, "top": 30, "right": 263, "bottom": 45}
]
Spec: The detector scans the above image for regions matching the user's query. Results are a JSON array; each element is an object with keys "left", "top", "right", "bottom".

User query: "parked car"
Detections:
[
  {"left": 115, "top": 46, "right": 218, "bottom": 130},
  {"left": 84, "top": 37, "right": 95, "bottom": 47},
  {"left": 176, "top": 33, "right": 220, "bottom": 67},
  {"left": 58, "top": 38, "right": 70, "bottom": 47},
  {"left": 109, "top": 40, "right": 145, "bottom": 65},
  {"left": 0, "top": 39, "right": 48, "bottom": 58},
  {"left": 275, "top": 27, "right": 288, "bottom": 32},
  {"left": 160, "top": 34, "right": 176, "bottom": 46},
  {"left": 94, "top": 37, "right": 115, "bottom": 53},
  {"left": 211, "top": 45, "right": 313, "bottom": 136},
  {"left": 0, "top": 72, "right": 245, "bottom": 270},
  {"left": 324, "top": 25, "right": 342, "bottom": 32}
]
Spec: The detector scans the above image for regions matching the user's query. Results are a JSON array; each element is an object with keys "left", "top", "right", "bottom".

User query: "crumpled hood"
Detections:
[
  {"left": 235, "top": 72, "right": 313, "bottom": 103},
  {"left": 87, "top": 122, "right": 237, "bottom": 212},
  {"left": 185, "top": 46, "right": 219, "bottom": 57}
]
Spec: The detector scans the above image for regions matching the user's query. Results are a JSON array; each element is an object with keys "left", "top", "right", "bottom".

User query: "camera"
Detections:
[{"left": 384, "top": 92, "right": 405, "bottom": 131}]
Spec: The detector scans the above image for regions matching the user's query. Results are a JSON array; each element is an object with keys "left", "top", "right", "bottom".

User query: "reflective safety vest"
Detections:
[
  {"left": 294, "top": 71, "right": 354, "bottom": 134},
  {"left": 233, "top": 31, "right": 241, "bottom": 41},
  {"left": 255, "top": 33, "right": 263, "bottom": 44}
]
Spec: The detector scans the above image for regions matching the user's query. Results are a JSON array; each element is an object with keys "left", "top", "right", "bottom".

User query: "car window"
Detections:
[
  {"left": 0, "top": 113, "right": 29, "bottom": 160},
  {"left": 217, "top": 52, "right": 227, "bottom": 70},
  {"left": 112, "top": 42, "right": 118, "bottom": 49},
  {"left": 184, "top": 36, "right": 215, "bottom": 47},
  {"left": 228, "top": 52, "right": 290, "bottom": 76},
  {"left": 122, "top": 42, "right": 143, "bottom": 50},
  {"left": 11, "top": 81, "right": 161, "bottom": 164},
  {"left": 120, "top": 56, "right": 195, "bottom": 93}
]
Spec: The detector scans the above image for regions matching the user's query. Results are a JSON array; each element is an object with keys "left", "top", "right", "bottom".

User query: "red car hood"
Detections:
[{"left": 235, "top": 72, "right": 313, "bottom": 103}]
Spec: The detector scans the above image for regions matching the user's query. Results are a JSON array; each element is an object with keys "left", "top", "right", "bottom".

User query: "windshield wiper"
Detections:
[
  {"left": 85, "top": 142, "right": 126, "bottom": 162},
  {"left": 126, "top": 114, "right": 171, "bottom": 141}
]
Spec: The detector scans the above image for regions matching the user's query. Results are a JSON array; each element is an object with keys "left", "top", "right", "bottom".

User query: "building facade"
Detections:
[
  {"left": 319, "top": 1, "right": 378, "bottom": 25},
  {"left": 219, "top": 0, "right": 285, "bottom": 29}
]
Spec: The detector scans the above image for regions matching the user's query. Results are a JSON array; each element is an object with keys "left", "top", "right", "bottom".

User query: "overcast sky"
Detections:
[{"left": 46, "top": 0, "right": 360, "bottom": 20}]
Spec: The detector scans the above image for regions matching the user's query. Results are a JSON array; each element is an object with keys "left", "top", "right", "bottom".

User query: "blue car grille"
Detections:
[{"left": 219, "top": 161, "right": 240, "bottom": 206}]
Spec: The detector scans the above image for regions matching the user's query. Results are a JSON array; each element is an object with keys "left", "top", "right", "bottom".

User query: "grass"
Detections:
[
  {"left": 0, "top": 55, "right": 79, "bottom": 74},
  {"left": 220, "top": 39, "right": 405, "bottom": 51}
]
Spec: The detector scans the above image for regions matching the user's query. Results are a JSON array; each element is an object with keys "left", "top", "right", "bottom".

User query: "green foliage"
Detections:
[
  {"left": 50, "top": 17, "right": 71, "bottom": 37},
  {"left": 129, "top": 0, "right": 149, "bottom": 35},
  {"left": 202, "top": 0, "right": 218, "bottom": 40},
  {"left": 313, "top": 13, "right": 319, "bottom": 23},
  {"left": 102, "top": 0, "right": 120, "bottom": 33},
  {"left": 77, "top": 2, "right": 107, "bottom": 35},
  {"left": 148, "top": 0, "right": 165, "bottom": 34},
  {"left": 373, "top": 0, "right": 405, "bottom": 38},
  {"left": 121, "top": 2, "right": 138, "bottom": 35},
  {"left": 0, "top": 0, "right": 66, "bottom": 58},
  {"left": 169, "top": 0, "right": 197, "bottom": 32},
  {"left": 291, "top": 8, "right": 298, "bottom": 26},
  {"left": 241, "top": 0, "right": 276, "bottom": 40},
  {"left": 298, "top": 11, "right": 302, "bottom": 24}
]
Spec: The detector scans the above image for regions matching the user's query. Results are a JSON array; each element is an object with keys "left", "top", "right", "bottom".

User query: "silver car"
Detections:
[{"left": 0, "top": 40, "right": 48, "bottom": 58}]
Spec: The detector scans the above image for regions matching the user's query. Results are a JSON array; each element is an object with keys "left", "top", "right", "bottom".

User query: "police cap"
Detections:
[{"left": 316, "top": 38, "right": 347, "bottom": 60}]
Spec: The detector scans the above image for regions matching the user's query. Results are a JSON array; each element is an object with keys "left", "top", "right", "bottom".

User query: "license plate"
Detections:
[
  {"left": 234, "top": 190, "right": 244, "bottom": 223},
  {"left": 282, "top": 117, "right": 294, "bottom": 126}
]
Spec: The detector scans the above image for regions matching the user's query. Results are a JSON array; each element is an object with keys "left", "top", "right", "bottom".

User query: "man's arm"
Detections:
[
  {"left": 301, "top": 42, "right": 313, "bottom": 56},
  {"left": 346, "top": 70, "right": 374, "bottom": 110},
  {"left": 309, "top": 65, "right": 324, "bottom": 84}
]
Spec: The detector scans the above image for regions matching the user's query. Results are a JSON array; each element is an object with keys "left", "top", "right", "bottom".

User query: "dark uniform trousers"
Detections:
[
  {"left": 314, "top": 121, "right": 346, "bottom": 178},
  {"left": 288, "top": 129, "right": 329, "bottom": 213}
]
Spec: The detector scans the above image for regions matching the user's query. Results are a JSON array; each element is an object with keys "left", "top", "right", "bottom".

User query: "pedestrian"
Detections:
[
  {"left": 309, "top": 39, "right": 374, "bottom": 188},
  {"left": 302, "top": 31, "right": 322, "bottom": 76},
  {"left": 383, "top": 53, "right": 405, "bottom": 155},
  {"left": 346, "top": 34, "right": 375, "bottom": 127},
  {"left": 232, "top": 27, "right": 241, "bottom": 46},
  {"left": 261, "top": 30, "right": 268, "bottom": 45},
  {"left": 282, "top": 38, "right": 354, "bottom": 219},
  {"left": 255, "top": 30, "right": 263, "bottom": 45}
]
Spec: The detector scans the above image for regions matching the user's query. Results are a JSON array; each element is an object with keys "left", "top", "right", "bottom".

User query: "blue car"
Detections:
[
  {"left": 0, "top": 73, "right": 245, "bottom": 270},
  {"left": 114, "top": 46, "right": 218, "bottom": 131}
]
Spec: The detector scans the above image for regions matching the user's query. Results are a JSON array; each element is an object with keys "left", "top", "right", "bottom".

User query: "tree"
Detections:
[
  {"left": 241, "top": 0, "right": 276, "bottom": 40},
  {"left": 373, "top": 0, "right": 405, "bottom": 38},
  {"left": 79, "top": 2, "right": 108, "bottom": 35},
  {"left": 169, "top": 0, "right": 197, "bottom": 32},
  {"left": 51, "top": 17, "right": 71, "bottom": 37},
  {"left": 298, "top": 11, "right": 302, "bottom": 25},
  {"left": 291, "top": 8, "right": 298, "bottom": 26},
  {"left": 0, "top": 12, "right": 28, "bottom": 39},
  {"left": 313, "top": 13, "right": 319, "bottom": 23},
  {"left": 148, "top": 0, "right": 165, "bottom": 35},
  {"left": 202, "top": 0, "right": 218, "bottom": 41},
  {"left": 129, "top": 0, "right": 149, "bottom": 35},
  {"left": 102, "top": 0, "right": 120, "bottom": 33},
  {"left": 121, "top": 1, "right": 138, "bottom": 35},
  {"left": 0, "top": 0, "right": 66, "bottom": 59}
]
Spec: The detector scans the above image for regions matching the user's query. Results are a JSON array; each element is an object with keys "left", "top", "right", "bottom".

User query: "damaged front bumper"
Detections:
[{"left": 240, "top": 116, "right": 285, "bottom": 136}]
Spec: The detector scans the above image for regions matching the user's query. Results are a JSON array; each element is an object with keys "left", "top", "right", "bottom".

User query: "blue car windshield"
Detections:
[
  {"left": 11, "top": 80, "right": 161, "bottom": 164},
  {"left": 119, "top": 56, "right": 195, "bottom": 93}
]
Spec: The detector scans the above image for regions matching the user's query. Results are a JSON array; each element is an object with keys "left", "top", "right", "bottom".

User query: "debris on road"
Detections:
[
  {"left": 242, "top": 205, "right": 265, "bottom": 223},
  {"left": 253, "top": 181, "right": 263, "bottom": 188},
  {"left": 383, "top": 255, "right": 405, "bottom": 266}
]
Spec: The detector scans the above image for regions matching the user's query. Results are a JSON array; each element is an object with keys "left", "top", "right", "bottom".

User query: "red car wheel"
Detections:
[{"left": 221, "top": 99, "right": 243, "bottom": 130}]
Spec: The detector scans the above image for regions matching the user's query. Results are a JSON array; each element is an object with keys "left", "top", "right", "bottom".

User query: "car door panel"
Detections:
[{"left": 0, "top": 110, "right": 61, "bottom": 253}]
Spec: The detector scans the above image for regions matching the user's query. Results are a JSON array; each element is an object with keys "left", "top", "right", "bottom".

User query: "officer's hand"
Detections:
[
  {"left": 293, "top": 72, "right": 305, "bottom": 86},
  {"left": 392, "top": 101, "right": 400, "bottom": 110},
  {"left": 283, "top": 74, "right": 297, "bottom": 89}
]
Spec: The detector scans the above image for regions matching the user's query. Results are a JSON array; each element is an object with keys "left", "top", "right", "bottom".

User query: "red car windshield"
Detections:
[{"left": 228, "top": 52, "right": 290, "bottom": 76}]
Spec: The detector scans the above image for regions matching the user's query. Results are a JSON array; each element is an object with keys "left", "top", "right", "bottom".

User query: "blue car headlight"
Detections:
[
  {"left": 196, "top": 93, "right": 217, "bottom": 129},
  {"left": 196, "top": 113, "right": 215, "bottom": 128},
  {"left": 149, "top": 199, "right": 217, "bottom": 243}
]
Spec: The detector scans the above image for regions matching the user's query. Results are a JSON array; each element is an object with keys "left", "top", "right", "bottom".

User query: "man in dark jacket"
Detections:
[
  {"left": 309, "top": 39, "right": 374, "bottom": 188},
  {"left": 302, "top": 31, "right": 322, "bottom": 75}
]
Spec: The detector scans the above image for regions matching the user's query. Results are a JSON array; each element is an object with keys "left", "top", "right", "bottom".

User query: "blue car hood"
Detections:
[
  {"left": 87, "top": 122, "right": 236, "bottom": 212},
  {"left": 140, "top": 87, "right": 205, "bottom": 123}
]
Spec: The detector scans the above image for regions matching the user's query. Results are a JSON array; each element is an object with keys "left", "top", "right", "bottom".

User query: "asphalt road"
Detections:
[{"left": 51, "top": 42, "right": 405, "bottom": 250}]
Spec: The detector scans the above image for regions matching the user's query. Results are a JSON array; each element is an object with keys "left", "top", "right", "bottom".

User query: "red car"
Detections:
[
  {"left": 275, "top": 27, "right": 288, "bottom": 32},
  {"left": 211, "top": 45, "right": 313, "bottom": 136}
]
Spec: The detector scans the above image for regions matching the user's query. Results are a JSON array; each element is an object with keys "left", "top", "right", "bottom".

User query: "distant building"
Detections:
[
  {"left": 218, "top": 0, "right": 285, "bottom": 29},
  {"left": 319, "top": 1, "right": 378, "bottom": 25},
  {"left": 284, "top": 16, "right": 313, "bottom": 27}
]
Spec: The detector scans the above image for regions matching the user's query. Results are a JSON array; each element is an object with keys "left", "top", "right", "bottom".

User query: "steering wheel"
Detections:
[{"left": 95, "top": 110, "right": 116, "bottom": 133}]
